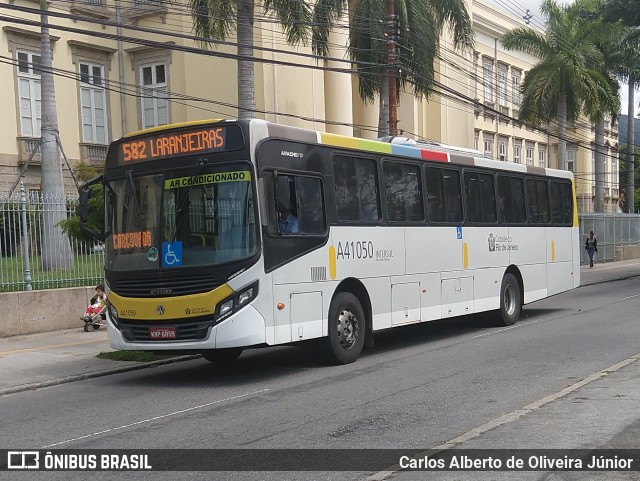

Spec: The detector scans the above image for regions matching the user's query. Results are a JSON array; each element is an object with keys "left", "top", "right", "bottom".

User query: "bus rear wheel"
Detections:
[
  {"left": 325, "top": 292, "right": 365, "bottom": 364},
  {"left": 202, "top": 348, "right": 243, "bottom": 364},
  {"left": 497, "top": 273, "right": 521, "bottom": 326}
]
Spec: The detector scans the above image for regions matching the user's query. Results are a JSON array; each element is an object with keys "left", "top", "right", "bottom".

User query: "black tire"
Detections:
[
  {"left": 496, "top": 273, "right": 522, "bottom": 326},
  {"left": 325, "top": 292, "right": 366, "bottom": 364},
  {"left": 201, "top": 348, "right": 243, "bottom": 364},
  {"left": 93, "top": 324, "right": 101, "bottom": 330},
  {"left": 84, "top": 323, "right": 94, "bottom": 332}
]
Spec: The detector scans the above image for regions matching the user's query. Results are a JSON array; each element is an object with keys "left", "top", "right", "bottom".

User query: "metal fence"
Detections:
[
  {"left": 0, "top": 184, "right": 104, "bottom": 292},
  {"left": 578, "top": 213, "right": 640, "bottom": 265}
]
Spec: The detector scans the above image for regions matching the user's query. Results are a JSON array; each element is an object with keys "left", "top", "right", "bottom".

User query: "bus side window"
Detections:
[
  {"left": 498, "top": 175, "right": 513, "bottom": 223},
  {"left": 443, "top": 169, "right": 463, "bottom": 223},
  {"left": 425, "top": 167, "right": 445, "bottom": 222},
  {"left": 272, "top": 173, "right": 325, "bottom": 235},
  {"left": 333, "top": 155, "right": 380, "bottom": 222}
]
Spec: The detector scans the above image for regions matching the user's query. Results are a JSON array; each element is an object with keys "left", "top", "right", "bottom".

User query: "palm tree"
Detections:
[
  {"left": 40, "top": 0, "right": 73, "bottom": 269},
  {"left": 501, "top": 0, "right": 611, "bottom": 173},
  {"left": 189, "top": 0, "right": 311, "bottom": 119},
  {"left": 608, "top": 28, "right": 640, "bottom": 212},
  {"left": 312, "top": 0, "right": 474, "bottom": 137}
]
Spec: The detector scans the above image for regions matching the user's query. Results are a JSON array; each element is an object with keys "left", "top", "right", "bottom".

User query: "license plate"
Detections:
[{"left": 149, "top": 327, "right": 176, "bottom": 340}]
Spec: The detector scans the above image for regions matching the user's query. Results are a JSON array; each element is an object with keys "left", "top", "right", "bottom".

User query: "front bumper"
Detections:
[{"left": 107, "top": 304, "right": 266, "bottom": 351}]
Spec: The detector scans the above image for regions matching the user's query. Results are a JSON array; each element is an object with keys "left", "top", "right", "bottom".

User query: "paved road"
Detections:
[{"left": 2, "top": 274, "right": 640, "bottom": 481}]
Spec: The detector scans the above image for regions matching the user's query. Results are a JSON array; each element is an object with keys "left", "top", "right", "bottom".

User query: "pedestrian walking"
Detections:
[{"left": 585, "top": 231, "right": 598, "bottom": 268}]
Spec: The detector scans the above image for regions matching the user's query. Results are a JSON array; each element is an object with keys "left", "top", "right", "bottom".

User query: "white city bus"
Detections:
[{"left": 80, "top": 118, "right": 580, "bottom": 364}]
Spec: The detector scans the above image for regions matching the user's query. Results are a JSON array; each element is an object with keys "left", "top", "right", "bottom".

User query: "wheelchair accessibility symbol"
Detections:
[{"left": 162, "top": 241, "right": 183, "bottom": 267}]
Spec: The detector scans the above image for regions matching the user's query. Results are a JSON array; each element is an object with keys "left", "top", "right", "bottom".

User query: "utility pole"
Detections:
[
  {"left": 40, "top": 0, "right": 73, "bottom": 270},
  {"left": 387, "top": 0, "right": 398, "bottom": 137}
]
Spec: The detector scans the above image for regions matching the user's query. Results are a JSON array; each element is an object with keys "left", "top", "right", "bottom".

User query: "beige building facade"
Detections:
[{"left": 0, "top": 0, "right": 618, "bottom": 212}]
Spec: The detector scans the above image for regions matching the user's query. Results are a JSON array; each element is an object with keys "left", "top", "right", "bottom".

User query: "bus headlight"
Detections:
[
  {"left": 219, "top": 299, "right": 234, "bottom": 316},
  {"left": 238, "top": 287, "right": 254, "bottom": 306},
  {"left": 214, "top": 281, "right": 258, "bottom": 323}
]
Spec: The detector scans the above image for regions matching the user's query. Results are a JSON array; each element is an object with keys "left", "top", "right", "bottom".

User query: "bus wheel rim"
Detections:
[
  {"left": 337, "top": 308, "right": 359, "bottom": 350},
  {"left": 504, "top": 284, "right": 516, "bottom": 316}
]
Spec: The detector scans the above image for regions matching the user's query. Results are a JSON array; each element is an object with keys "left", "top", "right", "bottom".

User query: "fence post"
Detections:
[{"left": 20, "top": 178, "right": 32, "bottom": 291}]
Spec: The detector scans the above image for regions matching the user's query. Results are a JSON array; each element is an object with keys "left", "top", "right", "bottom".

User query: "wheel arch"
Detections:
[{"left": 334, "top": 277, "right": 373, "bottom": 339}]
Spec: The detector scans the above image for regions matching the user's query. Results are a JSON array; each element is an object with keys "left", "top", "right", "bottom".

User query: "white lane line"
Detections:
[
  {"left": 619, "top": 293, "right": 640, "bottom": 302},
  {"left": 42, "top": 389, "right": 269, "bottom": 448},
  {"left": 363, "top": 353, "right": 640, "bottom": 481}
]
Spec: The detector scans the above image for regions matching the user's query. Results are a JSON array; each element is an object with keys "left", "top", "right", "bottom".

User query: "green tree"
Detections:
[
  {"left": 501, "top": 0, "right": 612, "bottom": 173},
  {"left": 189, "top": 0, "right": 311, "bottom": 119},
  {"left": 58, "top": 163, "right": 104, "bottom": 245},
  {"left": 312, "top": 0, "right": 474, "bottom": 136},
  {"left": 619, "top": 144, "right": 640, "bottom": 212},
  {"left": 602, "top": 0, "right": 640, "bottom": 26}
]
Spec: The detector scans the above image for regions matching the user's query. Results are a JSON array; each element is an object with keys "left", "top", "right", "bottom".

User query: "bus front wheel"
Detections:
[
  {"left": 202, "top": 348, "right": 243, "bottom": 364},
  {"left": 498, "top": 273, "right": 521, "bottom": 326},
  {"left": 325, "top": 292, "right": 365, "bottom": 364}
]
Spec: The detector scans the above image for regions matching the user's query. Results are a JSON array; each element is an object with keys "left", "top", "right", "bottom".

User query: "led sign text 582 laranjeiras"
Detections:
[{"left": 119, "top": 127, "right": 227, "bottom": 163}]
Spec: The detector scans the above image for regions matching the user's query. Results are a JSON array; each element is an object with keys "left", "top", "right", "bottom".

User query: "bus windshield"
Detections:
[{"left": 105, "top": 162, "right": 257, "bottom": 271}]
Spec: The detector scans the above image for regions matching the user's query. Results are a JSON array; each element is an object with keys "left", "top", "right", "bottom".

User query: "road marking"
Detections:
[
  {"left": 0, "top": 338, "right": 107, "bottom": 357},
  {"left": 41, "top": 389, "right": 269, "bottom": 448},
  {"left": 363, "top": 353, "right": 640, "bottom": 481},
  {"left": 619, "top": 293, "right": 640, "bottom": 302}
]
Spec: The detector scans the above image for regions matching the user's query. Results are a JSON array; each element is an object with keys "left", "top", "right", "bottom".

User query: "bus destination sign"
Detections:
[{"left": 119, "top": 127, "right": 227, "bottom": 164}]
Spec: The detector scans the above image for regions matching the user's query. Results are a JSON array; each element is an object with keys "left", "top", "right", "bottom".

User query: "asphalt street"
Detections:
[{"left": 1, "top": 272, "right": 640, "bottom": 481}]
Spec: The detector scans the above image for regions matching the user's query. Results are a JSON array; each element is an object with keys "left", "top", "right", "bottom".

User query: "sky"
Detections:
[{"left": 486, "top": 0, "right": 640, "bottom": 117}]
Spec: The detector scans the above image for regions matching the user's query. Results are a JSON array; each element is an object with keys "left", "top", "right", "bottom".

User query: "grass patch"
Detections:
[{"left": 96, "top": 350, "right": 173, "bottom": 362}]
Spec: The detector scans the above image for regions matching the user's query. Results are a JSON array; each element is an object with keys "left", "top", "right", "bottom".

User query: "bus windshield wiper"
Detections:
[
  {"left": 175, "top": 158, "right": 207, "bottom": 215},
  {"left": 125, "top": 169, "right": 145, "bottom": 223}
]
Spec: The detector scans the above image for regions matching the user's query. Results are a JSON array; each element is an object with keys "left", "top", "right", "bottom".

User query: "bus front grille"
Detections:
[{"left": 111, "top": 274, "right": 221, "bottom": 297}]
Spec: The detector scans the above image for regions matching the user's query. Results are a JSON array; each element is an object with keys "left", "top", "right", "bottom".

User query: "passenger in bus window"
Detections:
[{"left": 278, "top": 200, "right": 299, "bottom": 234}]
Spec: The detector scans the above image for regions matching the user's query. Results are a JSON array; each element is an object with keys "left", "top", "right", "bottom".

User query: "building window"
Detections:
[
  {"left": 498, "top": 65, "right": 507, "bottom": 107},
  {"left": 17, "top": 50, "right": 42, "bottom": 138},
  {"left": 79, "top": 62, "right": 108, "bottom": 145},
  {"left": 483, "top": 59, "right": 493, "bottom": 103},
  {"left": 474, "top": 130, "right": 480, "bottom": 151},
  {"left": 499, "top": 137, "right": 508, "bottom": 161},
  {"left": 484, "top": 134, "right": 494, "bottom": 158},
  {"left": 567, "top": 148, "right": 576, "bottom": 172},
  {"left": 538, "top": 144, "right": 547, "bottom": 168},
  {"left": 612, "top": 154, "right": 617, "bottom": 187},
  {"left": 140, "top": 63, "right": 168, "bottom": 129},
  {"left": 512, "top": 70, "right": 521, "bottom": 111},
  {"left": 514, "top": 141, "right": 521, "bottom": 164},
  {"left": 526, "top": 142, "right": 534, "bottom": 166}
]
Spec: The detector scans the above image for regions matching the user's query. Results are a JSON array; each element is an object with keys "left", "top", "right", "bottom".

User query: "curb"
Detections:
[
  {"left": 0, "top": 354, "right": 200, "bottom": 397},
  {"left": 579, "top": 272, "right": 640, "bottom": 288}
]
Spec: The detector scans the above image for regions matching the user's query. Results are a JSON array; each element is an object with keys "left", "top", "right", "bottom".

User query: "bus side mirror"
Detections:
[
  {"left": 79, "top": 174, "right": 105, "bottom": 242},
  {"left": 79, "top": 189, "right": 90, "bottom": 223}
]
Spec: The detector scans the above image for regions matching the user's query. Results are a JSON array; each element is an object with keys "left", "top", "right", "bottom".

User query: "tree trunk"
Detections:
[
  {"left": 40, "top": 1, "right": 73, "bottom": 270},
  {"left": 556, "top": 93, "right": 567, "bottom": 171},
  {"left": 237, "top": 0, "right": 256, "bottom": 119},
  {"left": 594, "top": 120, "right": 606, "bottom": 213},
  {"left": 626, "top": 76, "right": 635, "bottom": 213},
  {"left": 378, "top": 74, "right": 389, "bottom": 137}
]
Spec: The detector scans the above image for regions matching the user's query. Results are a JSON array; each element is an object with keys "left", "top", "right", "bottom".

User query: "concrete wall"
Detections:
[{"left": 0, "top": 287, "right": 95, "bottom": 337}]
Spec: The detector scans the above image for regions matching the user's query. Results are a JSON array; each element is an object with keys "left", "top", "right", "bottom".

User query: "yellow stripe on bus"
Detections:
[
  {"left": 551, "top": 240, "right": 556, "bottom": 262},
  {"left": 571, "top": 179, "right": 579, "bottom": 227},
  {"left": 463, "top": 242, "right": 469, "bottom": 269},
  {"left": 108, "top": 283, "right": 234, "bottom": 320},
  {"left": 329, "top": 246, "right": 337, "bottom": 280}
]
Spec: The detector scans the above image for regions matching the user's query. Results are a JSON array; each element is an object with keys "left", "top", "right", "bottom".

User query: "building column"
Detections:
[{"left": 323, "top": 16, "right": 354, "bottom": 136}]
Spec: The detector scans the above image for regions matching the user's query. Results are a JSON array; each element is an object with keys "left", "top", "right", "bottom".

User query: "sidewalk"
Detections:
[{"left": 0, "top": 258, "right": 639, "bottom": 396}]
